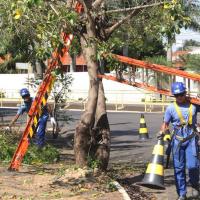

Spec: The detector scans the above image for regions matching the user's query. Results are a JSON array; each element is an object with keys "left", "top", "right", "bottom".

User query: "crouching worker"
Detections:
[
  {"left": 7, "top": 88, "right": 56, "bottom": 148},
  {"left": 158, "top": 82, "right": 200, "bottom": 200}
]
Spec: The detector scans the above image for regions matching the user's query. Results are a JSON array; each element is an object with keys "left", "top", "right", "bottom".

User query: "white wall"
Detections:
[
  {"left": 69, "top": 72, "right": 152, "bottom": 103},
  {"left": 0, "top": 73, "right": 151, "bottom": 103},
  {"left": 0, "top": 72, "right": 198, "bottom": 103},
  {"left": 0, "top": 74, "right": 35, "bottom": 98}
]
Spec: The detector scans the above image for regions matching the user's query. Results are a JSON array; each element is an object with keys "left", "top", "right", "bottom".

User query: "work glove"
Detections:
[
  {"left": 50, "top": 117, "right": 57, "bottom": 126},
  {"left": 5, "top": 126, "right": 11, "bottom": 132}
]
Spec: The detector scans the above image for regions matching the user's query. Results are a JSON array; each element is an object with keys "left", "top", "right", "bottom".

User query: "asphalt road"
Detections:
[
  {"left": 0, "top": 108, "right": 164, "bottom": 164},
  {"left": 1, "top": 108, "right": 198, "bottom": 199},
  {"left": 63, "top": 110, "right": 162, "bottom": 162},
  {"left": 64, "top": 111, "right": 198, "bottom": 200}
]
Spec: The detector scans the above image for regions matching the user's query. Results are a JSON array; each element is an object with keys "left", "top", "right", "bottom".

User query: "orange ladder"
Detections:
[
  {"left": 8, "top": 34, "right": 74, "bottom": 170},
  {"left": 99, "top": 54, "right": 200, "bottom": 105},
  {"left": 9, "top": 2, "right": 83, "bottom": 171}
]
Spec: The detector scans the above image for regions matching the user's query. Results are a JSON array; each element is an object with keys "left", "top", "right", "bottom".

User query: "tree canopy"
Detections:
[
  {"left": 1, "top": 0, "right": 199, "bottom": 169},
  {"left": 181, "top": 54, "right": 200, "bottom": 73},
  {"left": 181, "top": 39, "right": 200, "bottom": 50},
  {"left": 0, "top": 0, "right": 196, "bottom": 69}
]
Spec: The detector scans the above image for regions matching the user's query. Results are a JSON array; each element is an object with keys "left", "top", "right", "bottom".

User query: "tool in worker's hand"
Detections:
[
  {"left": 156, "top": 129, "right": 171, "bottom": 169},
  {"left": 165, "top": 138, "right": 171, "bottom": 169}
]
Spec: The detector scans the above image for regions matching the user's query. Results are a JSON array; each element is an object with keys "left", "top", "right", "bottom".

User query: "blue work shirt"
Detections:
[
  {"left": 17, "top": 97, "right": 49, "bottom": 117},
  {"left": 164, "top": 102, "right": 200, "bottom": 137}
]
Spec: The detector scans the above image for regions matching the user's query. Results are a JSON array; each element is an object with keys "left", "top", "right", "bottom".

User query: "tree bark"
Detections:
[
  {"left": 74, "top": 2, "right": 110, "bottom": 169},
  {"left": 74, "top": 59, "right": 110, "bottom": 169},
  {"left": 74, "top": 33, "right": 99, "bottom": 166},
  {"left": 70, "top": 54, "right": 76, "bottom": 72},
  {"left": 35, "top": 60, "right": 43, "bottom": 79},
  {"left": 91, "top": 79, "right": 110, "bottom": 170}
]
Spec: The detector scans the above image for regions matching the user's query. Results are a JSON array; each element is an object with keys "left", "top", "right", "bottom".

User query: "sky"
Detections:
[{"left": 173, "top": 29, "right": 200, "bottom": 51}]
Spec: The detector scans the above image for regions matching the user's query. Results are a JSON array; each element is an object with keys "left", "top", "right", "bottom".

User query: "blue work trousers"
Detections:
[
  {"left": 172, "top": 136, "right": 199, "bottom": 196},
  {"left": 35, "top": 115, "right": 48, "bottom": 147}
]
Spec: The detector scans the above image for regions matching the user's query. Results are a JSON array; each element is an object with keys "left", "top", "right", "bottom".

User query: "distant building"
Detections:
[
  {"left": 16, "top": 62, "right": 33, "bottom": 73},
  {"left": 0, "top": 51, "right": 88, "bottom": 73},
  {"left": 172, "top": 48, "right": 200, "bottom": 70},
  {"left": 60, "top": 52, "right": 87, "bottom": 72},
  {"left": 188, "top": 47, "right": 200, "bottom": 55},
  {"left": 172, "top": 51, "right": 191, "bottom": 70}
]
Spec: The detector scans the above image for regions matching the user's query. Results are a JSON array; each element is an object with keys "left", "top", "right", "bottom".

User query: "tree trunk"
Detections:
[
  {"left": 90, "top": 79, "right": 110, "bottom": 170},
  {"left": 70, "top": 54, "right": 76, "bottom": 72},
  {"left": 35, "top": 60, "right": 43, "bottom": 79},
  {"left": 74, "top": 14, "right": 110, "bottom": 169},
  {"left": 74, "top": 34, "right": 99, "bottom": 166}
]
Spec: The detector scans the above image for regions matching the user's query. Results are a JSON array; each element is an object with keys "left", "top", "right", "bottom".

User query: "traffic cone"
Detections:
[
  {"left": 139, "top": 138, "right": 165, "bottom": 189},
  {"left": 139, "top": 114, "right": 149, "bottom": 140}
]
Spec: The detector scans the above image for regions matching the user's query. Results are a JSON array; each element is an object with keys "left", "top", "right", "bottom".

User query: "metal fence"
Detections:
[{"left": 0, "top": 88, "right": 187, "bottom": 113}]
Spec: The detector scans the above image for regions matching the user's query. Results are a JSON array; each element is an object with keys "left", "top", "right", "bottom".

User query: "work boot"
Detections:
[
  {"left": 192, "top": 186, "right": 199, "bottom": 198},
  {"left": 177, "top": 195, "right": 187, "bottom": 200}
]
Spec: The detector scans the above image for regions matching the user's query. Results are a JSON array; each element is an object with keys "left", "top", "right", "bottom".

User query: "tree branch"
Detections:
[
  {"left": 105, "top": 2, "right": 165, "bottom": 37},
  {"left": 92, "top": 0, "right": 105, "bottom": 9},
  {"left": 105, "top": 2, "right": 165, "bottom": 14}
]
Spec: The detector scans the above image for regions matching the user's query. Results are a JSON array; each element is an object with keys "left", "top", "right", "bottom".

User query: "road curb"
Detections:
[
  {"left": 63, "top": 108, "right": 164, "bottom": 114},
  {"left": 112, "top": 181, "right": 131, "bottom": 200},
  {"left": 0, "top": 106, "right": 164, "bottom": 114}
]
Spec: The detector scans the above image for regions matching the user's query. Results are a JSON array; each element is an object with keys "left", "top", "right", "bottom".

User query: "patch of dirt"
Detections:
[
  {"left": 0, "top": 163, "right": 122, "bottom": 200},
  {"left": 0, "top": 164, "right": 73, "bottom": 200}
]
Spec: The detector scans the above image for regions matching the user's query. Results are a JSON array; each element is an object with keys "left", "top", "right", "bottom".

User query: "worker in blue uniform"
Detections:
[
  {"left": 159, "top": 82, "right": 200, "bottom": 200},
  {"left": 7, "top": 88, "right": 56, "bottom": 147}
]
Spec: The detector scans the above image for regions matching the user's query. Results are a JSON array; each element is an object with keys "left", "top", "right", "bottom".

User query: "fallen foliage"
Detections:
[{"left": 0, "top": 130, "right": 59, "bottom": 164}]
